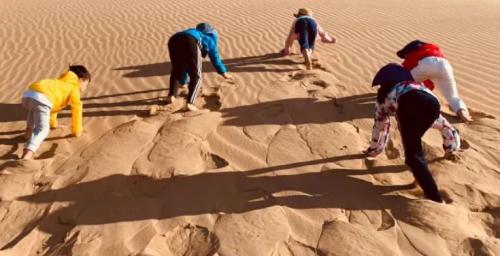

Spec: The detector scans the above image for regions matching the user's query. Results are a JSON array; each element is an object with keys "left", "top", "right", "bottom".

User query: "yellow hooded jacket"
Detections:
[{"left": 29, "top": 71, "right": 83, "bottom": 136}]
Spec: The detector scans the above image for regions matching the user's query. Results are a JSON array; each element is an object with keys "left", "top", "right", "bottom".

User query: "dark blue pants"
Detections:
[
  {"left": 168, "top": 34, "right": 203, "bottom": 104},
  {"left": 397, "top": 90, "right": 443, "bottom": 202},
  {"left": 295, "top": 18, "right": 318, "bottom": 51}
]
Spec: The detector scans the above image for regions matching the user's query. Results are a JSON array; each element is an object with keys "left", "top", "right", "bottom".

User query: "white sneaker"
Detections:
[{"left": 186, "top": 103, "right": 199, "bottom": 112}]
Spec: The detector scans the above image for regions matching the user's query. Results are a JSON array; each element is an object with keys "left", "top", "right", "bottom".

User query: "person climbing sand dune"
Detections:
[
  {"left": 167, "top": 23, "right": 233, "bottom": 112},
  {"left": 397, "top": 40, "right": 472, "bottom": 122},
  {"left": 364, "top": 63, "right": 461, "bottom": 203},
  {"left": 281, "top": 8, "right": 337, "bottom": 70},
  {"left": 20, "top": 65, "right": 91, "bottom": 160}
]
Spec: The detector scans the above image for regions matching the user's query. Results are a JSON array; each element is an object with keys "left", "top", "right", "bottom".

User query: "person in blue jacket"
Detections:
[{"left": 167, "top": 23, "right": 232, "bottom": 111}]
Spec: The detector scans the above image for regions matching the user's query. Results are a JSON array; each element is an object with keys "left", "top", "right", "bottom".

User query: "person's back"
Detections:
[
  {"left": 29, "top": 71, "right": 81, "bottom": 113},
  {"left": 177, "top": 27, "right": 226, "bottom": 74}
]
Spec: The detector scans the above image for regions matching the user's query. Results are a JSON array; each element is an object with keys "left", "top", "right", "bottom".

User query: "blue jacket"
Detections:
[{"left": 178, "top": 28, "right": 227, "bottom": 75}]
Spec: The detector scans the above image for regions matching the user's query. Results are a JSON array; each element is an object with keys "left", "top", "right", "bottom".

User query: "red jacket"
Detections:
[{"left": 402, "top": 43, "right": 445, "bottom": 90}]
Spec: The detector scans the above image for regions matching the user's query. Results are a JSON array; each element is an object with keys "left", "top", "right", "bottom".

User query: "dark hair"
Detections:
[
  {"left": 69, "top": 65, "right": 91, "bottom": 82},
  {"left": 372, "top": 63, "right": 414, "bottom": 103},
  {"left": 196, "top": 23, "right": 215, "bottom": 34},
  {"left": 396, "top": 40, "right": 426, "bottom": 59}
]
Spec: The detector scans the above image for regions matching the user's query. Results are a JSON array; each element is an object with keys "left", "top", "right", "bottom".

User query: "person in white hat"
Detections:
[{"left": 281, "top": 8, "right": 336, "bottom": 70}]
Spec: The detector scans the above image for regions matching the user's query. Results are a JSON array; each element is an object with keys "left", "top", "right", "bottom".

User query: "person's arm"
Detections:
[
  {"left": 207, "top": 40, "right": 228, "bottom": 75},
  {"left": 70, "top": 90, "right": 83, "bottom": 136},
  {"left": 432, "top": 115, "right": 461, "bottom": 153},
  {"left": 365, "top": 102, "right": 391, "bottom": 156},
  {"left": 283, "top": 21, "right": 298, "bottom": 54},
  {"left": 317, "top": 23, "right": 336, "bottom": 43},
  {"left": 49, "top": 112, "right": 58, "bottom": 128}
]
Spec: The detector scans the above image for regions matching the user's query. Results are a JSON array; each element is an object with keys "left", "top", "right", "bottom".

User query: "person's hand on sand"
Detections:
[
  {"left": 444, "top": 151, "right": 461, "bottom": 162},
  {"left": 280, "top": 48, "right": 290, "bottom": 56},
  {"left": 72, "top": 131, "right": 85, "bottom": 138},
  {"left": 222, "top": 73, "right": 233, "bottom": 80},
  {"left": 363, "top": 147, "right": 380, "bottom": 157},
  {"left": 51, "top": 124, "right": 67, "bottom": 130},
  {"left": 457, "top": 109, "right": 472, "bottom": 123}
]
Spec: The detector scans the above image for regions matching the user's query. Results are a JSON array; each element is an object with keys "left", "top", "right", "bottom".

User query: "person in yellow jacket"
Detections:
[{"left": 21, "top": 65, "right": 91, "bottom": 160}]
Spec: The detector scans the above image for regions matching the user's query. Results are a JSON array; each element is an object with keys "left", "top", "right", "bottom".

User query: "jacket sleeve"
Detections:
[
  {"left": 432, "top": 115, "right": 461, "bottom": 153},
  {"left": 208, "top": 39, "right": 227, "bottom": 74},
  {"left": 70, "top": 89, "right": 83, "bottom": 136},
  {"left": 369, "top": 102, "right": 391, "bottom": 154}
]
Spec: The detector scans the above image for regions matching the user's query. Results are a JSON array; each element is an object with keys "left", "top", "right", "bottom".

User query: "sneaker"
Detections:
[{"left": 186, "top": 103, "right": 199, "bottom": 112}]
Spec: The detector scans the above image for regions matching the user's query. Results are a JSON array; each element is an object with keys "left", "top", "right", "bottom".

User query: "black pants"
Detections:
[
  {"left": 168, "top": 34, "right": 202, "bottom": 104},
  {"left": 397, "top": 90, "right": 443, "bottom": 202},
  {"left": 295, "top": 18, "right": 318, "bottom": 51}
]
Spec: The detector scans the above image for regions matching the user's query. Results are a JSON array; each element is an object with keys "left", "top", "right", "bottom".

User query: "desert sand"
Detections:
[{"left": 0, "top": 0, "right": 499, "bottom": 255}]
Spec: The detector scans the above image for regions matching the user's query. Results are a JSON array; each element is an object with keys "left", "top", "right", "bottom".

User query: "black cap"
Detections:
[
  {"left": 372, "top": 63, "right": 414, "bottom": 86},
  {"left": 397, "top": 40, "right": 426, "bottom": 59},
  {"left": 196, "top": 23, "right": 215, "bottom": 34}
]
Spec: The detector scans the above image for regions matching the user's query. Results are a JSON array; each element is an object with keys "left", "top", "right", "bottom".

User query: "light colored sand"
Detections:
[{"left": 0, "top": 0, "right": 499, "bottom": 255}]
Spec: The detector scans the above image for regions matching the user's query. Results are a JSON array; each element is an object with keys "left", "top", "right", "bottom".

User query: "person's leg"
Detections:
[
  {"left": 22, "top": 97, "right": 34, "bottom": 139},
  {"left": 295, "top": 18, "right": 309, "bottom": 52},
  {"left": 397, "top": 91, "right": 443, "bottom": 202},
  {"left": 306, "top": 19, "right": 318, "bottom": 50},
  {"left": 305, "top": 19, "right": 318, "bottom": 70},
  {"left": 302, "top": 49, "right": 313, "bottom": 70},
  {"left": 185, "top": 37, "right": 203, "bottom": 108},
  {"left": 295, "top": 18, "right": 313, "bottom": 69},
  {"left": 434, "top": 59, "right": 470, "bottom": 121},
  {"left": 410, "top": 57, "right": 434, "bottom": 82},
  {"left": 23, "top": 99, "right": 51, "bottom": 159},
  {"left": 167, "top": 35, "right": 188, "bottom": 102}
]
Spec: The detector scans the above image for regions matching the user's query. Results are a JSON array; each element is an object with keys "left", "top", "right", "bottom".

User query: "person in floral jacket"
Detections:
[{"left": 364, "top": 63, "right": 461, "bottom": 203}]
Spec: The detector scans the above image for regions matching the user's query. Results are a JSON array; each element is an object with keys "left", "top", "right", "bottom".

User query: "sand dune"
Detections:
[{"left": 0, "top": 0, "right": 499, "bottom": 255}]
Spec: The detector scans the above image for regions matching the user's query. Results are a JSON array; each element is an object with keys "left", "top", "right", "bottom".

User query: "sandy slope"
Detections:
[{"left": 0, "top": 0, "right": 499, "bottom": 255}]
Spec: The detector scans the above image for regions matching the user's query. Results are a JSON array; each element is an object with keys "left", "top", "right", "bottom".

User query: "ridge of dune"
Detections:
[{"left": 1, "top": 0, "right": 500, "bottom": 255}]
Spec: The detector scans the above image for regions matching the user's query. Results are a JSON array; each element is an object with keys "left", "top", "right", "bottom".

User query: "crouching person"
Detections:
[
  {"left": 364, "top": 63, "right": 461, "bottom": 203},
  {"left": 21, "top": 65, "right": 91, "bottom": 160}
]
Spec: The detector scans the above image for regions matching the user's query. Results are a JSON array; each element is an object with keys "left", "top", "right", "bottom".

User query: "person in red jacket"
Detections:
[{"left": 397, "top": 40, "right": 472, "bottom": 122}]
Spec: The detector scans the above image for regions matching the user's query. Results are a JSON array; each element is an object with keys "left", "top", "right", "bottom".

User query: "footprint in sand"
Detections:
[
  {"left": 203, "top": 152, "right": 229, "bottom": 169},
  {"left": 148, "top": 100, "right": 185, "bottom": 116},
  {"left": 460, "top": 139, "right": 471, "bottom": 150},
  {"left": 385, "top": 139, "right": 401, "bottom": 160},
  {"left": 312, "top": 60, "right": 333, "bottom": 72},
  {"left": 0, "top": 158, "right": 44, "bottom": 174},
  {"left": 183, "top": 109, "right": 211, "bottom": 117}
]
